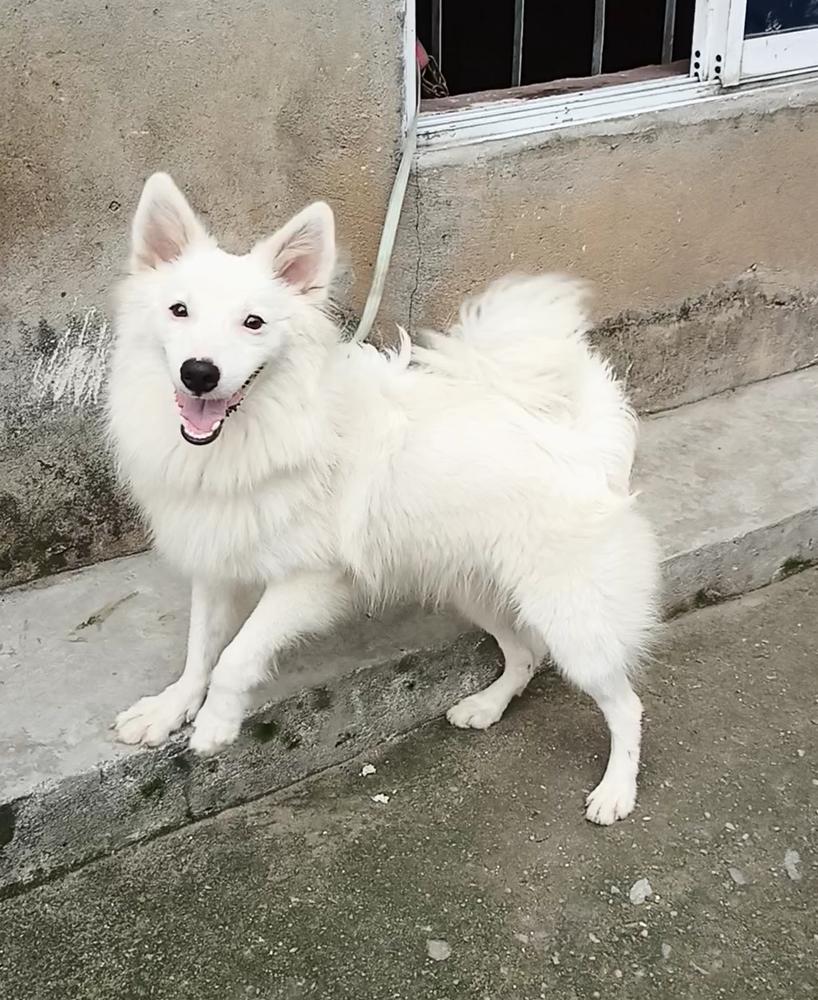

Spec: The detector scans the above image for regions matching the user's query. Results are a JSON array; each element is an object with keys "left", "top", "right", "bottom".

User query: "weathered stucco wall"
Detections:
[
  {"left": 2, "top": 1, "right": 817, "bottom": 589},
  {"left": 0, "top": 0, "right": 406, "bottom": 587},
  {"left": 385, "top": 95, "right": 818, "bottom": 412}
]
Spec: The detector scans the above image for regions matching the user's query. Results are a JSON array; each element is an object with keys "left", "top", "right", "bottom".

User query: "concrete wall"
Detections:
[
  {"left": 385, "top": 93, "right": 818, "bottom": 413},
  {"left": 2, "top": 1, "right": 817, "bottom": 589},
  {"left": 0, "top": 0, "right": 406, "bottom": 588}
]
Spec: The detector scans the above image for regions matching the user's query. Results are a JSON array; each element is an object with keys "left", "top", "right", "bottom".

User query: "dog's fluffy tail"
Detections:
[
  {"left": 414, "top": 274, "right": 592, "bottom": 400},
  {"left": 413, "top": 274, "right": 637, "bottom": 493}
]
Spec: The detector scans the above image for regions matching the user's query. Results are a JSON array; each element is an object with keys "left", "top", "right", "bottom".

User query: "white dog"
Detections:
[{"left": 110, "top": 173, "right": 660, "bottom": 824}]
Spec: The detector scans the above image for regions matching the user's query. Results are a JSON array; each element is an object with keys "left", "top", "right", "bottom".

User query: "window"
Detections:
[
  {"left": 411, "top": 1, "right": 818, "bottom": 146},
  {"left": 417, "top": 1, "right": 697, "bottom": 102}
]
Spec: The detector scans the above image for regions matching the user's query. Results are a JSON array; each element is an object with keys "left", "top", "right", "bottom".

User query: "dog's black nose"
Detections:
[{"left": 180, "top": 358, "right": 220, "bottom": 395}]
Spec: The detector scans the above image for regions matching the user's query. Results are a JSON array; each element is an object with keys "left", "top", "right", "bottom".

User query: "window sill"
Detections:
[
  {"left": 421, "top": 62, "right": 690, "bottom": 113},
  {"left": 416, "top": 68, "right": 818, "bottom": 153}
]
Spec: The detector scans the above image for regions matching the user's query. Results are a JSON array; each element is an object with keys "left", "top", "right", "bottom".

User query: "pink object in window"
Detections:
[{"left": 416, "top": 40, "right": 430, "bottom": 72}]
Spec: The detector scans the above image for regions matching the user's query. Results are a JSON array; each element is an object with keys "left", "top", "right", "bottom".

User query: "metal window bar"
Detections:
[
  {"left": 592, "top": 0, "right": 606, "bottom": 74},
  {"left": 426, "top": 1, "right": 681, "bottom": 91},
  {"left": 512, "top": 0, "right": 525, "bottom": 86},
  {"left": 662, "top": 0, "right": 677, "bottom": 64},
  {"left": 430, "top": 0, "right": 443, "bottom": 67}
]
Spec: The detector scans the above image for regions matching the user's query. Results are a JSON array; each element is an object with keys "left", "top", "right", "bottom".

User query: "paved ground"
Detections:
[{"left": 2, "top": 570, "right": 817, "bottom": 999}]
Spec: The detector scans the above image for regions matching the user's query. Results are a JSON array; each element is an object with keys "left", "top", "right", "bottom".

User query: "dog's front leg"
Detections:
[
  {"left": 189, "top": 570, "right": 354, "bottom": 756},
  {"left": 115, "top": 578, "right": 254, "bottom": 746}
]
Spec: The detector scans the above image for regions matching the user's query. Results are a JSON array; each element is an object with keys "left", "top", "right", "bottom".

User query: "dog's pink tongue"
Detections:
[{"left": 175, "top": 392, "right": 229, "bottom": 433}]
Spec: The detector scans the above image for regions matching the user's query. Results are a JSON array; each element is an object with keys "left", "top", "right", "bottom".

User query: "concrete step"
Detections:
[{"left": 2, "top": 367, "right": 817, "bottom": 894}]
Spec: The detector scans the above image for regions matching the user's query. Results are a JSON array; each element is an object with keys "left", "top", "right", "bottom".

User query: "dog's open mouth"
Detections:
[{"left": 175, "top": 367, "right": 264, "bottom": 446}]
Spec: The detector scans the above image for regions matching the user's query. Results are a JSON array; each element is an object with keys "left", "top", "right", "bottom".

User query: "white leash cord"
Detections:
[{"left": 352, "top": 79, "right": 420, "bottom": 344}]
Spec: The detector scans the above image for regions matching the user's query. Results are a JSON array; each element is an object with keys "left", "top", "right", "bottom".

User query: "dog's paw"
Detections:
[
  {"left": 188, "top": 701, "right": 241, "bottom": 757},
  {"left": 446, "top": 690, "right": 505, "bottom": 730},
  {"left": 585, "top": 773, "right": 637, "bottom": 826},
  {"left": 114, "top": 683, "right": 204, "bottom": 747}
]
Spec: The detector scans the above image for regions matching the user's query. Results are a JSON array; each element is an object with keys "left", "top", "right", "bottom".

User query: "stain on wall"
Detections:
[{"left": 28, "top": 308, "right": 111, "bottom": 409}]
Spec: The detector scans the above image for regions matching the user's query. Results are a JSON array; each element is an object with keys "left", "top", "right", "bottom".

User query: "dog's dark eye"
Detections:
[
  {"left": 169, "top": 302, "right": 188, "bottom": 318},
  {"left": 243, "top": 314, "right": 265, "bottom": 331}
]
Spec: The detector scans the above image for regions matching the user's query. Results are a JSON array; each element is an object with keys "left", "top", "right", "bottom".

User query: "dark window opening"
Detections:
[{"left": 417, "top": 0, "right": 697, "bottom": 104}]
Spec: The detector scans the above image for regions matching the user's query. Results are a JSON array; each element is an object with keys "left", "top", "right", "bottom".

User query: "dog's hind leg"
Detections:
[
  {"left": 446, "top": 598, "right": 545, "bottom": 731},
  {"left": 114, "top": 578, "right": 255, "bottom": 746},
  {"left": 517, "top": 584, "right": 650, "bottom": 826},
  {"left": 579, "top": 670, "right": 643, "bottom": 826}
]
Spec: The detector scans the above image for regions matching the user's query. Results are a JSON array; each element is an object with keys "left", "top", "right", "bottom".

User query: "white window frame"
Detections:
[
  {"left": 726, "top": 0, "right": 818, "bottom": 81},
  {"left": 409, "top": 0, "right": 818, "bottom": 150}
]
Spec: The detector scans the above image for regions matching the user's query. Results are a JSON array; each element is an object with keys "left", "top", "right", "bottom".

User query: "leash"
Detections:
[{"left": 352, "top": 73, "right": 421, "bottom": 344}]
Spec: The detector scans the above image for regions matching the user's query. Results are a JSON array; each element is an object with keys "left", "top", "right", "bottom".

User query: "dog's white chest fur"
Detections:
[{"left": 133, "top": 452, "right": 337, "bottom": 585}]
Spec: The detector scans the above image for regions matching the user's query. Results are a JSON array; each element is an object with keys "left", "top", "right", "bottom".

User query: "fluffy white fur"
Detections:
[{"left": 110, "top": 173, "right": 660, "bottom": 825}]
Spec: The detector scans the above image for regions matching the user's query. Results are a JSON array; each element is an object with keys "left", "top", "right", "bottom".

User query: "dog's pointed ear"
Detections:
[
  {"left": 254, "top": 202, "right": 335, "bottom": 299},
  {"left": 130, "top": 173, "right": 208, "bottom": 272}
]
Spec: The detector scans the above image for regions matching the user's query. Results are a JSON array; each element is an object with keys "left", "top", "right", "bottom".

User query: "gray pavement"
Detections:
[{"left": 1, "top": 569, "right": 817, "bottom": 999}]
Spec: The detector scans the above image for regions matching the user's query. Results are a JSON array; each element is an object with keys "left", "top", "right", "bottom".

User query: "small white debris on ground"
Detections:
[
  {"left": 728, "top": 867, "right": 748, "bottom": 885},
  {"left": 370, "top": 793, "right": 390, "bottom": 804},
  {"left": 360, "top": 763, "right": 376, "bottom": 777},
  {"left": 629, "top": 878, "right": 652, "bottom": 905},
  {"left": 588, "top": 932, "right": 601, "bottom": 944},
  {"left": 661, "top": 943, "right": 672, "bottom": 960},
  {"left": 784, "top": 849, "right": 802, "bottom": 881},
  {"left": 426, "top": 939, "right": 451, "bottom": 961}
]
